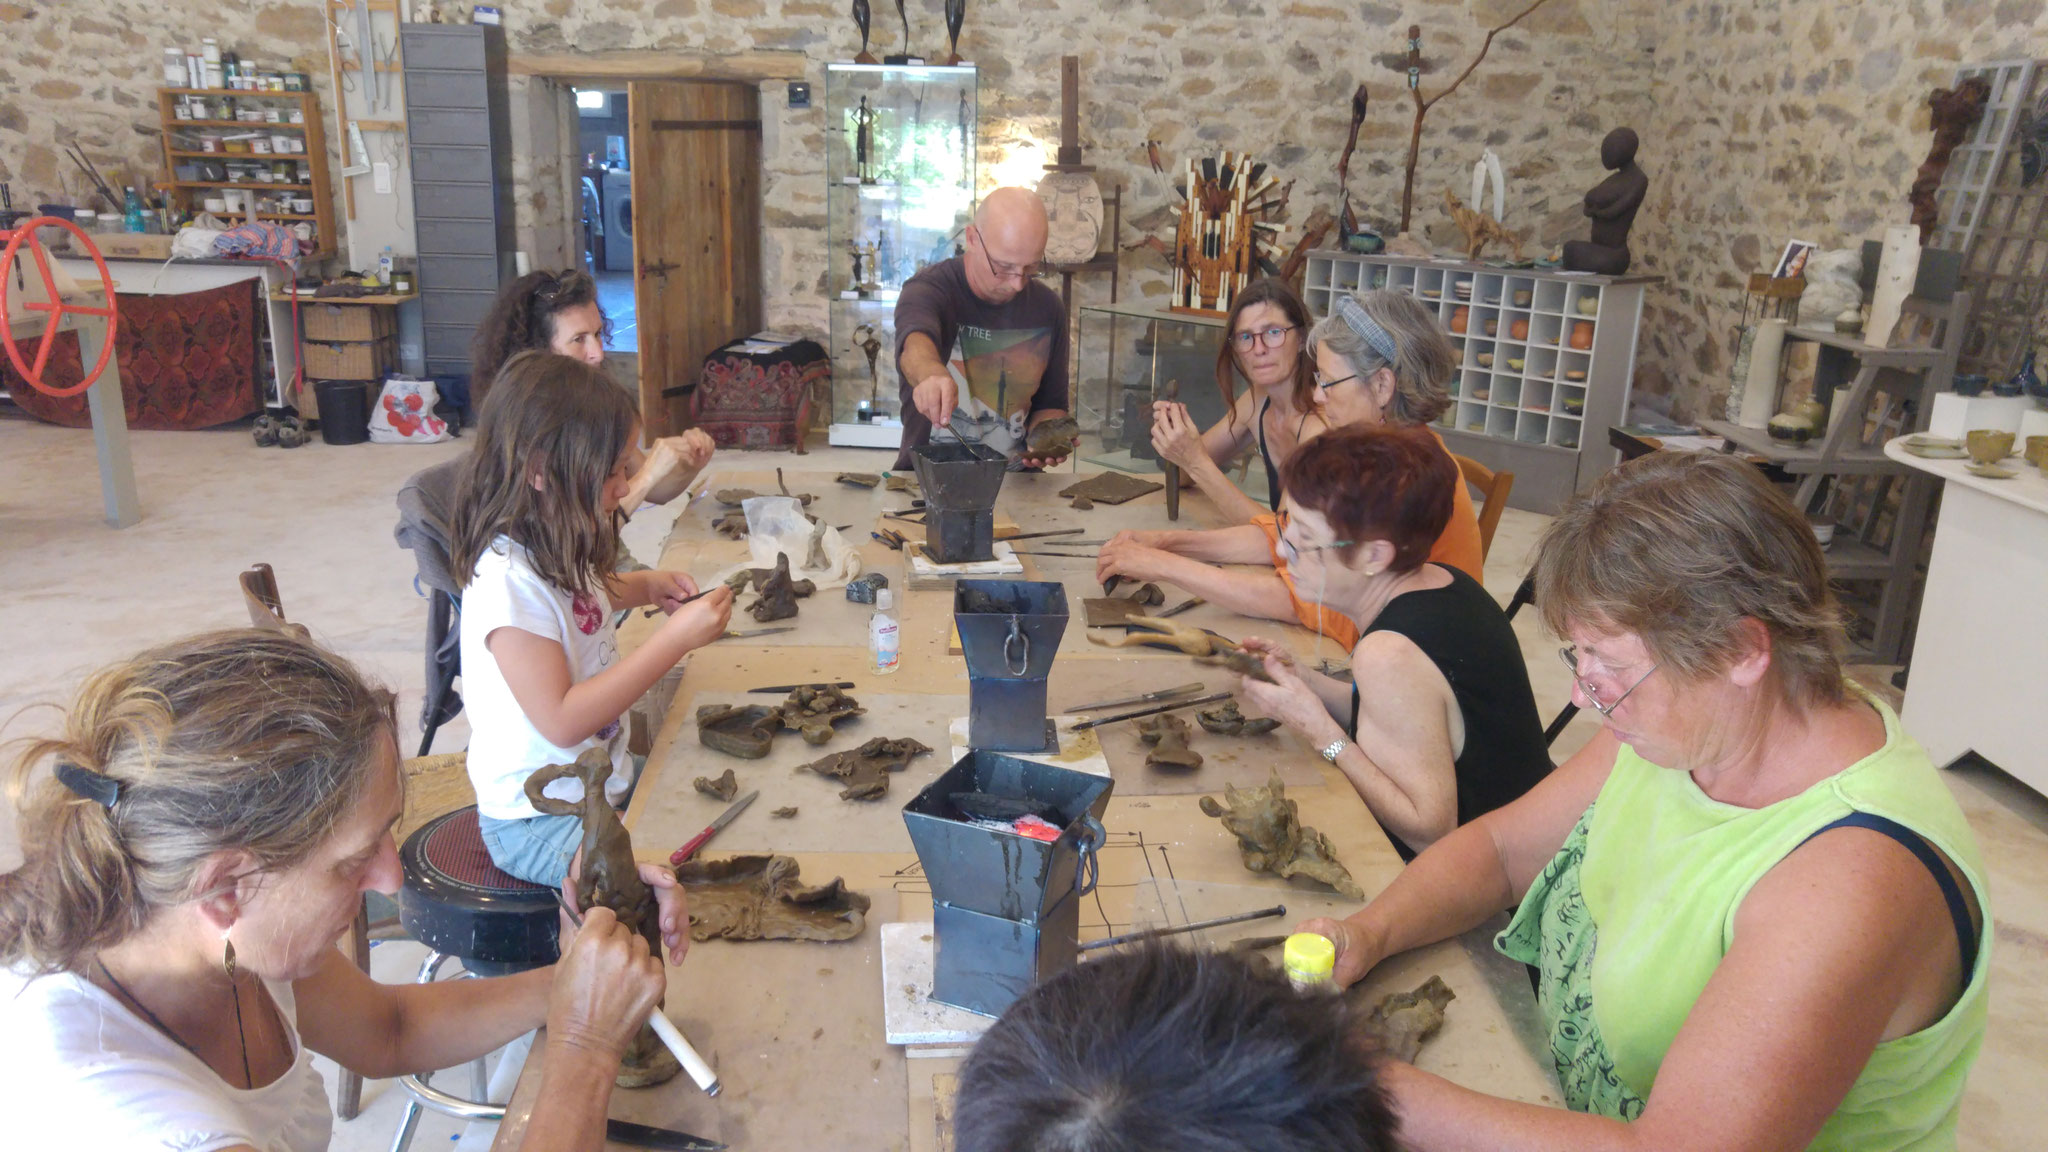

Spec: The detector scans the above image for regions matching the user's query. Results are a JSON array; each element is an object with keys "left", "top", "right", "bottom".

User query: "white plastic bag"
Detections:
[
  {"left": 368, "top": 376, "right": 453, "bottom": 444},
  {"left": 738, "top": 496, "right": 863, "bottom": 588}
]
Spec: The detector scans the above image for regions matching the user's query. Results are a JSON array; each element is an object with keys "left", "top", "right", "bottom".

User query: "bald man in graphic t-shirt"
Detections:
[{"left": 892, "top": 187, "right": 1073, "bottom": 470}]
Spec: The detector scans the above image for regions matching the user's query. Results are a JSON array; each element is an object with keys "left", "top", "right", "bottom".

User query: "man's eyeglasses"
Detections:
[
  {"left": 1557, "top": 645, "right": 1659, "bottom": 718},
  {"left": 1276, "top": 506, "right": 1353, "bottom": 562},
  {"left": 973, "top": 230, "right": 1041, "bottom": 282},
  {"left": 1231, "top": 325, "right": 1298, "bottom": 351}
]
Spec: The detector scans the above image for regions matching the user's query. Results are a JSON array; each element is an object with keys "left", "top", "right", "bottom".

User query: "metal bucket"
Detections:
[
  {"left": 912, "top": 440, "right": 1008, "bottom": 563},
  {"left": 903, "top": 749, "right": 1112, "bottom": 1015},
  {"left": 954, "top": 579, "right": 1067, "bottom": 751}
]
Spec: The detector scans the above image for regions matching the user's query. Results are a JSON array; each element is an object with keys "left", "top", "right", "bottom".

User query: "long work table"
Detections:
[{"left": 492, "top": 466, "right": 1559, "bottom": 1150}]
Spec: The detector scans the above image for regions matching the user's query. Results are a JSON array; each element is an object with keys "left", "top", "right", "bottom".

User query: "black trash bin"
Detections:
[{"left": 314, "top": 379, "right": 372, "bottom": 445}]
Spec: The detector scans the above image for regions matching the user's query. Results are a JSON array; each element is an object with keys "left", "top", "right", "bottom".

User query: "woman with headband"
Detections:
[
  {"left": 1098, "top": 290, "right": 1486, "bottom": 649},
  {"left": 473, "top": 270, "right": 714, "bottom": 513}
]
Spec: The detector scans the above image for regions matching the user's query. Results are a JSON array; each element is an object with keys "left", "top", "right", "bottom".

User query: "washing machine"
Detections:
[{"left": 602, "top": 168, "right": 634, "bottom": 272}]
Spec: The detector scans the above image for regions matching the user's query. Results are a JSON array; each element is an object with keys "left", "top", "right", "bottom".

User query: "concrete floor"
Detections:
[{"left": 1, "top": 414, "right": 2041, "bottom": 1149}]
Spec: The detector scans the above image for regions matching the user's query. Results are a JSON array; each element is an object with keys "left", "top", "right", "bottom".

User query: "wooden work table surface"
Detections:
[{"left": 493, "top": 468, "right": 1559, "bottom": 1150}]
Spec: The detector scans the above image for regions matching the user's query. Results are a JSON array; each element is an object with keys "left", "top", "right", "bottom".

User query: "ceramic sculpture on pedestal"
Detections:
[
  {"left": 851, "top": 0, "right": 878, "bottom": 63},
  {"left": 1562, "top": 128, "right": 1647, "bottom": 275}
]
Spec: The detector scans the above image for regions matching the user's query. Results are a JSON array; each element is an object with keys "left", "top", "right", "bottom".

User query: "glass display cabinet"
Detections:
[
  {"left": 824, "top": 63, "right": 977, "bottom": 448},
  {"left": 1075, "top": 303, "right": 1242, "bottom": 486}
]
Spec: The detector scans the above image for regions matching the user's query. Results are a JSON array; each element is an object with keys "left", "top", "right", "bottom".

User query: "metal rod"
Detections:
[
  {"left": 996, "top": 527, "right": 1087, "bottom": 542},
  {"left": 555, "top": 895, "right": 723, "bottom": 1096},
  {"left": 1070, "top": 691, "right": 1234, "bottom": 731},
  {"left": 1080, "top": 904, "right": 1288, "bottom": 951}
]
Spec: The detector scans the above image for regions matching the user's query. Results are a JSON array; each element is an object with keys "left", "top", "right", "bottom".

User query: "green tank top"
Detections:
[{"left": 1496, "top": 690, "right": 1989, "bottom": 1149}]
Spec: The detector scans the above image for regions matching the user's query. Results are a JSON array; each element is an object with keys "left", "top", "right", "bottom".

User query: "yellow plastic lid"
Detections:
[{"left": 1282, "top": 932, "right": 1336, "bottom": 987}]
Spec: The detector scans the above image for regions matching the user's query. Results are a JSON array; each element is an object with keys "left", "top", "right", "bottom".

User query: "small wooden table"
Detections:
[{"left": 490, "top": 469, "right": 1559, "bottom": 1150}]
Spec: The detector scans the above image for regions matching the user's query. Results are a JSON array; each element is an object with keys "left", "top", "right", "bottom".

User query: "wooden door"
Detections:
[{"left": 629, "top": 80, "right": 764, "bottom": 437}]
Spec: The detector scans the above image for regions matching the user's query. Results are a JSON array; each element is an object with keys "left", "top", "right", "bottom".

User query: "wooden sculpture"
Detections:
[
  {"left": 1910, "top": 78, "right": 1991, "bottom": 243},
  {"left": 1442, "top": 190, "right": 1525, "bottom": 262},
  {"left": 851, "top": 0, "right": 877, "bottom": 64},
  {"left": 1395, "top": 0, "right": 1557, "bottom": 233}
]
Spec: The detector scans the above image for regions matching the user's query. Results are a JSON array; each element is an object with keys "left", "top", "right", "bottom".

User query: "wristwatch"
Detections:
[{"left": 1320, "top": 738, "right": 1349, "bottom": 763}]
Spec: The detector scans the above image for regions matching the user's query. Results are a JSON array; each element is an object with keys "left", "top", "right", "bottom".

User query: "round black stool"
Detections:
[{"left": 391, "top": 806, "right": 560, "bottom": 1151}]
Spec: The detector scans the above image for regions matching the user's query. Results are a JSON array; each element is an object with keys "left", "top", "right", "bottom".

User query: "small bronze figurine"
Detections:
[
  {"left": 853, "top": 323, "right": 883, "bottom": 407},
  {"left": 852, "top": 95, "right": 877, "bottom": 184},
  {"left": 943, "top": 0, "right": 966, "bottom": 65},
  {"left": 851, "top": 0, "right": 877, "bottom": 64},
  {"left": 1561, "top": 127, "right": 1648, "bottom": 276}
]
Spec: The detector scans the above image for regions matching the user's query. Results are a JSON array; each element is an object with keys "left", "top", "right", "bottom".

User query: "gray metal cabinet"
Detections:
[{"left": 401, "top": 23, "right": 514, "bottom": 382}]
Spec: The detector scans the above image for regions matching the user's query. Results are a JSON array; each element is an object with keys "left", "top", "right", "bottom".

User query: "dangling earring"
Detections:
[{"left": 222, "top": 928, "right": 237, "bottom": 981}]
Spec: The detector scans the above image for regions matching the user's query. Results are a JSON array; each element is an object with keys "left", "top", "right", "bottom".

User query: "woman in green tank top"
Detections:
[{"left": 1297, "top": 451, "right": 1989, "bottom": 1152}]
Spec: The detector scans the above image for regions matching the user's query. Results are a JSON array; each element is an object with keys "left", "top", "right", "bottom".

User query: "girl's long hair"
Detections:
[{"left": 449, "top": 350, "right": 638, "bottom": 597}]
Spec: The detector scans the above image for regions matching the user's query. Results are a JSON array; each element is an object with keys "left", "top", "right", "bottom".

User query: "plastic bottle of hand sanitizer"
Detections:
[{"left": 869, "top": 588, "right": 900, "bottom": 676}]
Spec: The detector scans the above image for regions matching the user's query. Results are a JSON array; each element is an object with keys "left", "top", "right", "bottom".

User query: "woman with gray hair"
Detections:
[
  {"left": 1295, "top": 451, "right": 1989, "bottom": 1151},
  {"left": 1099, "top": 289, "right": 1485, "bottom": 647}
]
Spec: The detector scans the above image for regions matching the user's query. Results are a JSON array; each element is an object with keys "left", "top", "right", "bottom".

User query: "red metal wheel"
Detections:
[{"left": 0, "top": 216, "right": 119, "bottom": 398}]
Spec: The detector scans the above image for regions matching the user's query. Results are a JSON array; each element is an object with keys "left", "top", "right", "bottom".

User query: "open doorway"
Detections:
[{"left": 574, "top": 86, "right": 636, "bottom": 354}]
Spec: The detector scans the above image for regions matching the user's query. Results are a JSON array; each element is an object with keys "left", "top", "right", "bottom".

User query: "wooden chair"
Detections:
[
  {"left": 231, "top": 564, "right": 475, "bottom": 1121},
  {"left": 1451, "top": 454, "right": 1513, "bottom": 563}
]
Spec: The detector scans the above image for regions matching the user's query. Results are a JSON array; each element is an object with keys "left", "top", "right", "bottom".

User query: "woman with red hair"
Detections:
[{"left": 1234, "top": 424, "right": 1550, "bottom": 859}]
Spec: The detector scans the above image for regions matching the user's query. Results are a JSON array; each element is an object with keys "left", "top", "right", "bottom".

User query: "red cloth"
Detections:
[
  {"left": 1, "top": 280, "right": 262, "bottom": 430},
  {"left": 689, "top": 337, "right": 830, "bottom": 451}
]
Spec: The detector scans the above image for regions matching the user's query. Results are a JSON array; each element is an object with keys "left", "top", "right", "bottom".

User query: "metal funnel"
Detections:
[
  {"left": 903, "top": 749, "right": 1113, "bottom": 1015},
  {"left": 954, "top": 580, "right": 1067, "bottom": 751},
  {"left": 912, "top": 441, "right": 1008, "bottom": 563}
]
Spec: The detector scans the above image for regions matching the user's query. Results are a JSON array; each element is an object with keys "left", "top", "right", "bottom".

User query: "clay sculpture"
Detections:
[
  {"left": 1059, "top": 471, "right": 1165, "bottom": 507},
  {"left": 1442, "top": 189, "right": 1524, "bottom": 262},
  {"left": 1911, "top": 79, "right": 1992, "bottom": 243},
  {"left": 749, "top": 553, "right": 816, "bottom": 623},
  {"left": 1361, "top": 975, "right": 1455, "bottom": 1062},
  {"left": 1136, "top": 713, "right": 1204, "bottom": 769},
  {"left": 804, "top": 519, "right": 831, "bottom": 571},
  {"left": 674, "top": 854, "right": 871, "bottom": 941},
  {"left": 711, "top": 508, "right": 750, "bottom": 540},
  {"left": 1198, "top": 772, "right": 1364, "bottom": 899},
  {"left": 779, "top": 683, "right": 866, "bottom": 744},
  {"left": 714, "top": 468, "right": 816, "bottom": 508},
  {"left": 1087, "top": 616, "right": 1277, "bottom": 683},
  {"left": 1025, "top": 415, "right": 1080, "bottom": 458},
  {"left": 801, "top": 736, "right": 933, "bottom": 800},
  {"left": 771, "top": 806, "right": 799, "bottom": 818},
  {"left": 836, "top": 472, "right": 883, "bottom": 488},
  {"left": 846, "top": 571, "right": 889, "bottom": 604},
  {"left": 1561, "top": 128, "right": 1648, "bottom": 275},
  {"left": 522, "top": 749, "right": 681, "bottom": 1087},
  {"left": 1127, "top": 582, "right": 1165, "bottom": 606},
  {"left": 1197, "top": 700, "right": 1281, "bottom": 737},
  {"left": 693, "top": 768, "right": 739, "bottom": 801},
  {"left": 696, "top": 703, "right": 787, "bottom": 759}
]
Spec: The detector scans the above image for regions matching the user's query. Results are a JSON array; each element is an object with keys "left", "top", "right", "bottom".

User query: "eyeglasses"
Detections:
[
  {"left": 1231, "top": 325, "right": 1298, "bottom": 351},
  {"left": 1275, "top": 506, "right": 1353, "bottom": 562},
  {"left": 1557, "top": 645, "right": 1659, "bottom": 718},
  {"left": 1314, "top": 371, "right": 1359, "bottom": 391},
  {"left": 973, "top": 230, "right": 1041, "bottom": 282}
]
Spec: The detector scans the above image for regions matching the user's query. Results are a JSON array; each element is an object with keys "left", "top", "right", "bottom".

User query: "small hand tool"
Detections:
[
  {"left": 554, "top": 895, "right": 723, "bottom": 1097},
  {"left": 1063, "top": 681, "right": 1207, "bottom": 714},
  {"left": 1079, "top": 904, "right": 1288, "bottom": 952},
  {"left": 604, "top": 1117, "right": 726, "bottom": 1151},
  {"left": 747, "top": 680, "right": 856, "bottom": 694},
  {"left": 721, "top": 627, "right": 796, "bottom": 640},
  {"left": 670, "top": 790, "right": 759, "bottom": 865},
  {"left": 1069, "top": 691, "right": 1235, "bottom": 732},
  {"left": 1156, "top": 596, "right": 1206, "bottom": 619},
  {"left": 642, "top": 586, "right": 718, "bottom": 617}
]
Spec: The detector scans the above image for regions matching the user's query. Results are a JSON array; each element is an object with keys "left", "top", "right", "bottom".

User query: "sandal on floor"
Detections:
[
  {"left": 252, "top": 414, "right": 280, "bottom": 447},
  {"left": 274, "top": 416, "right": 308, "bottom": 449}
]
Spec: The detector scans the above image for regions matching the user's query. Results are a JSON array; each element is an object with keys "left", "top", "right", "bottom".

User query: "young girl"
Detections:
[{"left": 451, "top": 350, "right": 734, "bottom": 888}]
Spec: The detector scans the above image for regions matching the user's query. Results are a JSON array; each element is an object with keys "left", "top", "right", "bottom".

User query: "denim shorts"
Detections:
[{"left": 476, "top": 812, "right": 582, "bottom": 889}]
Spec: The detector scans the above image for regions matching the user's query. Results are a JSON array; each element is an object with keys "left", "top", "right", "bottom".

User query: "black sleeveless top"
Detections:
[
  {"left": 1346, "top": 566, "right": 1552, "bottom": 860},
  {"left": 1256, "top": 396, "right": 1282, "bottom": 512}
]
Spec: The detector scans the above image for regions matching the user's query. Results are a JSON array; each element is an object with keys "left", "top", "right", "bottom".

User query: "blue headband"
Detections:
[{"left": 1333, "top": 294, "right": 1399, "bottom": 367}]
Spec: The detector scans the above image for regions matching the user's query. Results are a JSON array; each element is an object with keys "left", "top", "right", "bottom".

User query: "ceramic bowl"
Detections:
[
  {"left": 1512, "top": 289, "right": 1533, "bottom": 306},
  {"left": 1421, "top": 288, "right": 1441, "bottom": 299},
  {"left": 1809, "top": 518, "right": 1836, "bottom": 547},
  {"left": 2024, "top": 435, "right": 2048, "bottom": 470},
  {"left": 1564, "top": 369, "right": 1588, "bottom": 382},
  {"left": 1476, "top": 353, "right": 1494, "bottom": 368},
  {"left": 1966, "top": 429, "right": 2016, "bottom": 464},
  {"left": 1575, "top": 296, "right": 1599, "bottom": 317},
  {"left": 1506, "top": 357, "right": 1526, "bottom": 371},
  {"left": 1562, "top": 395, "right": 1585, "bottom": 415},
  {"left": 1484, "top": 319, "right": 1500, "bottom": 336},
  {"left": 1953, "top": 374, "right": 1989, "bottom": 397}
]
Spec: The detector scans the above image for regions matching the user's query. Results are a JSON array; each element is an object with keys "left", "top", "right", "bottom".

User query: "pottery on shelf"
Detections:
[
  {"left": 1564, "top": 368, "right": 1588, "bottom": 382},
  {"left": 2024, "top": 435, "right": 2048, "bottom": 470},
  {"left": 1473, "top": 388, "right": 1491, "bottom": 401},
  {"left": 2019, "top": 350, "right": 2048, "bottom": 406},
  {"left": 1512, "top": 289, "right": 1533, "bottom": 306},
  {"left": 1952, "top": 373, "right": 1989, "bottom": 397},
  {"left": 1484, "top": 318, "right": 1500, "bottom": 336},
  {"left": 1422, "top": 288, "right": 1441, "bottom": 299},
  {"left": 1569, "top": 320, "right": 1595, "bottom": 350},
  {"left": 1476, "top": 352, "right": 1494, "bottom": 367},
  {"left": 1575, "top": 296, "right": 1599, "bottom": 317},
  {"left": 1506, "top": 357, "right": 1526, "bottom": 370},
  {"left": 1966, "top": 428, "right": 2016, "bottom": 465},
  {"left": 1509, "top": 317, "right": 1529, "bottom": 341},
  {"left": 1450, "top": 306, "right": 1470, "bottom": 334},
  {"left": 1563, "top": 395, "right": 1586, "bottom": 415}
]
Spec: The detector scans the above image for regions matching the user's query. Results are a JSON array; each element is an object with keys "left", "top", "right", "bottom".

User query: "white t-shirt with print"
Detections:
[
  {"left": 460, "top": 535, "right": 631, "bottom": 820},
  {"left": 0, "top": 968, "right": 332, "bottom": 1152}
]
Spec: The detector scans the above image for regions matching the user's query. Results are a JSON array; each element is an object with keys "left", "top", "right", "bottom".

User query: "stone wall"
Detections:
[
  {"left": 1630, "top": 0, "right": 2048, "bottom": 420},
  {"left": 8, "top": 1, "right": 2041, "bottom": 422}
]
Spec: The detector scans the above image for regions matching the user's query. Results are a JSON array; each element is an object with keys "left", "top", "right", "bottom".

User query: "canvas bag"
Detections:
[{"left": 369, "top": 376, "right": 454, "bottom": 444}]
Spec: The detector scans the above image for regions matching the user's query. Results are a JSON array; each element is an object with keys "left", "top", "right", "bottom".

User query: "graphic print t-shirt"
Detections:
[{"left": 892, "top": 256, "right": 1070, "bottom": 457}]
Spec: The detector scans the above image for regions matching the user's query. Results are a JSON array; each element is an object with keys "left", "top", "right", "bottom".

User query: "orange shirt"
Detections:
[{"left": 1256, "top": 436, "right": 1486, "bottom": 648}]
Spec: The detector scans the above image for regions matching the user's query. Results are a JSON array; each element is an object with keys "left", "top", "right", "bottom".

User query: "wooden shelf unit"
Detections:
[
  {"left": 1302, "top": 253, "right": 1661, "bottom": 513},
  {"left": 156, "top": 88, "right": 335, "bottom": 259}
]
